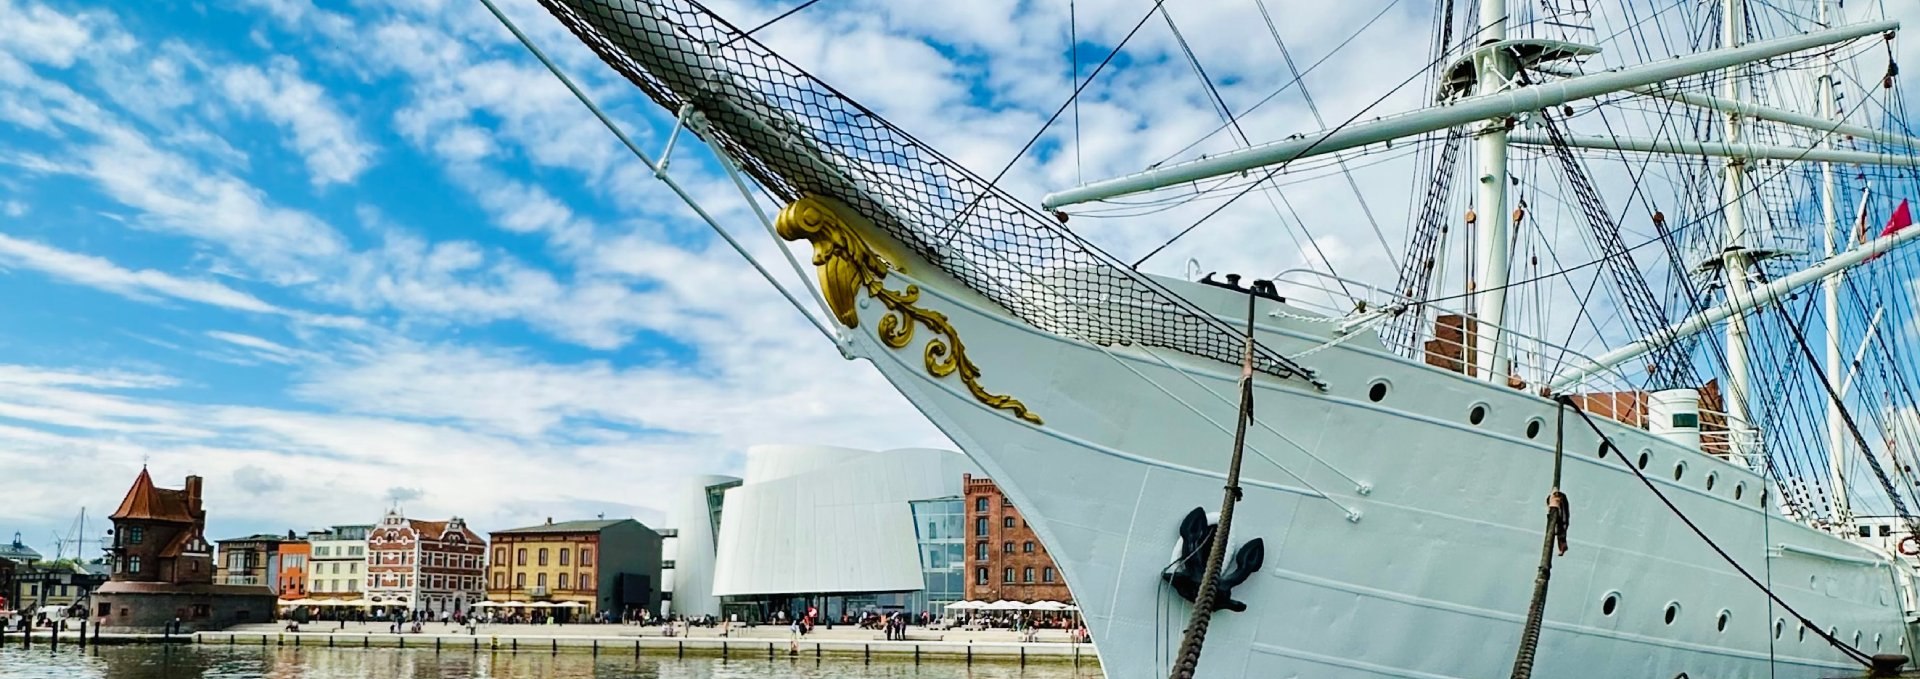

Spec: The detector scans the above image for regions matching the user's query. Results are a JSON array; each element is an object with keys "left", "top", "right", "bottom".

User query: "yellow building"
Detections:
[{"left": 485, "top": 519, "right": 662, "bottom": 617}]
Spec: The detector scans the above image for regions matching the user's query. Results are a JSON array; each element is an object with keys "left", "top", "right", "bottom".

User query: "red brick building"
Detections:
[
  {"left": 366, "top": 510, "right": 487, "bottom": 614},
  {"left": 963, "top": 474, "right": 1071, "bottom": 603},
  {"left": 92, "top": 470, "right": 274, "bottom": 632}
]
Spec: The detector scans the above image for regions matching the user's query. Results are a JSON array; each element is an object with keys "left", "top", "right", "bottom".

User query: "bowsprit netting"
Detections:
[{"left": 537, "top": 0, "right": 1320, "bottom": 386}]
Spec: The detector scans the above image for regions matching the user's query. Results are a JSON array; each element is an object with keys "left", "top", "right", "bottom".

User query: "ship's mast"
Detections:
[
  {"left": 1721, "top": 0, "right": 1756, "bottom": 466},
  {"left": 1473, "top": 0, "right": 1516, "bottom": 382},
  {"left": 1818, "top": 0, "right": 1851, "bottom": 528}
]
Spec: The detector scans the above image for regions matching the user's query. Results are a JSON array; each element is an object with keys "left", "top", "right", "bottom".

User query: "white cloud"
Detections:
[
  {"left": 0, "top": 233, "right": 282, "bottom": 313},
  {"left": 218, "top": 58, "right": 376, "bottom": 186}
]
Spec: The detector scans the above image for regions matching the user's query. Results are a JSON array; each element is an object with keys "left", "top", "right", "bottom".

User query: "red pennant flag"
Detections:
[
  {"left": 1881, "top": 199, "right": 1914, "bottom": 238},
  {"left": 1865, "top": 199, "right": 1913, "bottom": 262}
]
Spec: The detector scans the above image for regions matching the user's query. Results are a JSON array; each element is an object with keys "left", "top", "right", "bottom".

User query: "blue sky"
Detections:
[{"left": 0, "top": 0, "right": 1452, "bottom": 553}]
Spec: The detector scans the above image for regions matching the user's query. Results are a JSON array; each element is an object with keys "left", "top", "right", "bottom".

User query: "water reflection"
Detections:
[{"left": 0, "top": 645, "right": 1102, "bottom": 679}]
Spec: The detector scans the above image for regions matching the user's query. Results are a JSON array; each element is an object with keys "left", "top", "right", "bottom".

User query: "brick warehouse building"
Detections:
[
  {"left": 963, "top": 474, "right": 1072, "bottom": 603},
  {"left": 92, "top": 470, "right": 274, "bottom": 632}
]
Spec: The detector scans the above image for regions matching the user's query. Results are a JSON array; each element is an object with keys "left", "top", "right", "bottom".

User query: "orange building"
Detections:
[{"left": 275, "top": 540, "right": 311, "bottom": 600}]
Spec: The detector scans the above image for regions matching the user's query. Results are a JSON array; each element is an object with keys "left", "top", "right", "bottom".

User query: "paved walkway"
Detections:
[{"left": 230, "top": 620, "right": 1084, "bottom": 645}]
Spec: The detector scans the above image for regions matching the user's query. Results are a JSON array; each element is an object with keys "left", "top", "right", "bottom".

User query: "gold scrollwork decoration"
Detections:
[{"left": 775, "top": 196, "right": 1043, "bottom": 425}]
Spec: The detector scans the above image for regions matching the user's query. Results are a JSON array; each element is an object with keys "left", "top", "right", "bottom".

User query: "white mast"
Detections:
[
  {"left": 1818, "top": 0, "right": 1851, "bottom": 528},
  {"left": 1720, "top": 0, "right": 1756, "bottom": 467},
  {"left": 1472, "top": 0, "right": 1515, "bottom": 382}
]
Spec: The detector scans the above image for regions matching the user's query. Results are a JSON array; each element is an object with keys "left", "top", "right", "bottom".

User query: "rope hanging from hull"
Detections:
[
  {"left": 1509, "top": 398, "right": 1571, "bottom": 679},
  {"left": 1167, "top": 291, "right": 1260, "bottom": 679}
]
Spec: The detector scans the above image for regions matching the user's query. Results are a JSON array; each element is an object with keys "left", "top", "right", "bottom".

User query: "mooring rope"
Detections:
[
  {"left": 1509, "top": 398, "right": 1570, "bottom": 679},
  {"left": 1562, "top": 398, "right": 1877, "bottom": 668},
  {"left": 1167, "top": 291, "right": 1259, "bottom": 679}
]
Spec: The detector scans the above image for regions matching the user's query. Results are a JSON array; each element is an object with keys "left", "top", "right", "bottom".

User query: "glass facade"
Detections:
[{"left": 910, "top": 497, "right": 965, "bottom": 610}]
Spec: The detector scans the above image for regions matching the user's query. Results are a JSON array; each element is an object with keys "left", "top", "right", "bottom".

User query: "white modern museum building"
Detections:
[{"left": 665, "top": 444, "right": 973, "bottom": 621}]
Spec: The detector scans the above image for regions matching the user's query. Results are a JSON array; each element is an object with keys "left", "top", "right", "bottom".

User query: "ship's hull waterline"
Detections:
[{"left": 789, "top": 199, "right": 1911, "bottom": 678}]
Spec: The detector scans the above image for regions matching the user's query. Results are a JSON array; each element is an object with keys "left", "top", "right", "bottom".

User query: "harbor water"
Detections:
[{"left": 0, "top": 645, "right": 1104, "bottom": 678}]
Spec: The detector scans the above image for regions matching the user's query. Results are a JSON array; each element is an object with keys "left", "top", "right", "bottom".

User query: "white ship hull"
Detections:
[{"left": 826, "top": 219, "right": 1913, "bottom": 678}]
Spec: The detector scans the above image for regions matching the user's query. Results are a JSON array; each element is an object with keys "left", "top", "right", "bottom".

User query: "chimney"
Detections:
[
  {"left": 545, "top": 517, "right": 553, "bottom": 526},
  {"left": 185, "top": 475, "right": 203, "bottom": 510}
]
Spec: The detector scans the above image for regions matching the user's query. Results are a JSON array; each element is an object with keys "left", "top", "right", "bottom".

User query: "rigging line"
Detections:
[
  {"left": 1409, "top": 71, "right": 1885, "bottom": 309},
  {"left": 1255, "top": 0, "right": 1401, "bottom": 268},
  {"left": 474, "top": 0, "right": 837, "bottom": 345},
  {"left": 1151, "top": 4, "right": 1355, "bottom": 299},
  {"left": 1130, "top": 22, "right": 1474, "bottom": 269},
  {"left": 1768, "top": 269, "right": 1918, "bottom": 528},
  {"left": 1562, "top": 399, "right": 1878, "bottom": 668},
  {"left": 933, "top": 0, "right": 1170, "bottom": 241},
  {"left": 1070, "top": 0, "right": 1082, "bottom": 184},
  {"left": 718, "top": 0, "right": 829, "bottom": 47},
  {"left": 1143, "top": 0, "right": 1405, "bottom": 171}
]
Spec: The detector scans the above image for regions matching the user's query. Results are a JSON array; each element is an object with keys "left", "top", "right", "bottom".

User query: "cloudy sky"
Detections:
[
  {"left": 0, "top": 0, "right": 1452, "bottom": 552},
  {"left": 5, "top": 0, "right": 1915, "bottom": 554}
]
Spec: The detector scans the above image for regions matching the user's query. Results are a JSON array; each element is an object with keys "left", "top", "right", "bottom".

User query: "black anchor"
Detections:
[{"left": 1162, "top": 507, "right": 1265, "bottom": 612}]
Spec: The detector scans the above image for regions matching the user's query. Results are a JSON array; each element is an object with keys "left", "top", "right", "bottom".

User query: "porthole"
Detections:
[
  {"left": 1799, "top": 624, "right": 1807, "bottom": 642},
  {"left": 1705, "top": 472, "right": 1717, "bottom": 491},
  {"left": 1601, "top": 592, "right": 1619, "bottom": 616},
  {"left": 1525, "top": 418, "right": 1542, "bottom": 439},
  {"left": 1875, "top": 632, "right": 1884, "bottom": 649},
  {"left": 1853, "top": 631, "right": 1862, "bottom": 647},
  {"left": 1673, "top": 461, "right": 1687, "bottom": 482},
  {"left": 1774, "top": 619, "right": 1784, "bottom": 639},
  {"left": 1368, "top": 381, "right": 1389, "bottom": 403},
  {"left": 1809, "top": 575, "right": 1819, "bottom": 590},
  {"left": 1715, "top": 609, "right": 1730, "bottom": 633},
  {"left": 1469, "top": 404, "right": 1488, "bottom": 426},
  {"left": 1597, "top": 441, "right": 1610, "bottom": 458},
  {"left": 1663, "top": 602, "right": 1680, "bottom": 625},
  {"left": 1637, "top": 451, "right": 1651, "bottom": 470},
  {"left": 1734, "top": 483, "right": 1744, "bottom": 501}
]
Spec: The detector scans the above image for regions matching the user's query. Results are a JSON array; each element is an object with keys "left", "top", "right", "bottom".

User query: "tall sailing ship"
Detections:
[{"left": 517, "top": 0, "right": 1920, "bottom": 675}]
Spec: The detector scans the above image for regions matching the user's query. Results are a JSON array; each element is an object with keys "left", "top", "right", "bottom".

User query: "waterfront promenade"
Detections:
[{"left": 0, "top": 621, "right": 1102, "bottom": 667}]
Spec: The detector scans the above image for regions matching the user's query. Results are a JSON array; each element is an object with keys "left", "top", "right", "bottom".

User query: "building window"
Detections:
[
  {"left": 1002, "top": 498, "right": 1013, "bottom": 507},
  {"left": 537, "top": 573, "right": 547, "bottom": 587},
  {"left": 975, "top": 497, "right": 988, "bottom": 512},
  {"left": 1003, "top": 568, "right": 1014, "bottom": 583},
  {"left": 1023, "top": 567, "right": 1034, "bottom": 583},
  {"left": 559, "top": 549, "right": 569, "bottom": 566},
  {"left": 538, "top": 549, "right": 548, "bottom": 566},
  {"left": 1023, "top": 541, "right": 1035, "bottom": 553},
  {"left": 559, "top": 573, "right": 569, "bottom": 589},
  {"left": 582, "top": 548, "right": 593, "bottom": 566},
  {"left": 128, "top": 526, "right": 144, "bottom": 545},
  {"left": 130, "top": 557, "right": 141, "bottom": 573},
  {"left": 975, "top": 542, "right": 987, "bottom": 561},
  {"left": 976, "top": 568, "right": 987, "bottom": 585},
  {"left": 517, "top": 549, "right": 527, "bottom": 566},
  {"left": 1003, "top": 517, "right": 1014, "bottom": 529},
  {"left": 493, "top": 573, "right": 503, "bottom": 589},
  {"left": 1043, "top": 567, "right": 1055, "bottom": 583},
  {"left": 515, "top": 573, "right": 525, "bottom": 588},
  {"left": 1003, "top": 542, "right": 1014, "bottom": 553}
]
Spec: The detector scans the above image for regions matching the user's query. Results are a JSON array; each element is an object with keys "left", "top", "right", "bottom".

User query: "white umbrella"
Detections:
[
  {"left": 525, "top": 601, "right": 556, "bottom": 608},
  {"left": 344, "top": 599, "right": 374, "bottom": 608},
  {"left": 555, "top": 601, "right": 587, "bottom": 608},
  {"left": 278, "top": 598, "right": 314, "bottom": 607},
  {"left": 985, "top": 600, "right": 1026, "bottom": 611},
  {"left": 1029, "top": 601, "right": 1070, "bottom": 611},
  {"left": 470, "top": 601, "right": 497, "bottom": 609},
  {"left": 945, "top": 601, "right": 985, "bottom": 611}
]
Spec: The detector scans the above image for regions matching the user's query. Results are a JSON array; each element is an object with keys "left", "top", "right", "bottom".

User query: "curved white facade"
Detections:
[
  {"left": 663, "top": 473, "right": 737, "bottom": 618},
  {"left": 711, "top": 445, "right": 970, "bottom": 597}
]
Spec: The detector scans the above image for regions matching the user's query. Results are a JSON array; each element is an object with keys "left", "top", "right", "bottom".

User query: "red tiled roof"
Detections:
[{"left": 109, "top": 469, "right": 197, "bottom": 523}]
